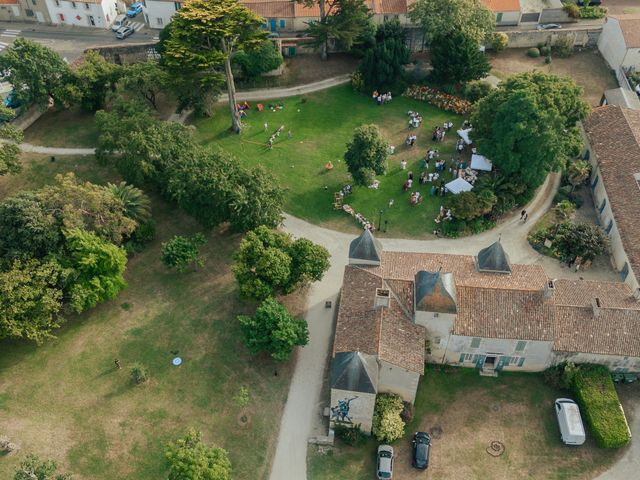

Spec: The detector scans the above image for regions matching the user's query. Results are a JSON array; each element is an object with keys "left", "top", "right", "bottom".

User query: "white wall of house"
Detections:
[
  {"left": 622, "top": 48, "right": 640, "bottom": 71},
  {"left": 415, "top": 310, "right": 455, "bottom": 363},
  {"left": 553, "top": 351, "right": 640, "bottom": 372},
  {"left": 142, "top": 0, "right": 178, "bottom": 29},
  {"left": 494, "top": 11, "right": 520, "bottom": 26},
  {"left": 598, "top": 17, "right": 627, "bottom": 71},
  {"left": 329, "top": 388, "right": 376, "bottom": 434},
  {"left": 0, "top": 5, "right": 21, "bottom": 20},
  {"left": 377, "top": 360, "right": 420, "bottom": 404},
  {"left": 45, "top": 0, "right": 116, "bottom": 27}
]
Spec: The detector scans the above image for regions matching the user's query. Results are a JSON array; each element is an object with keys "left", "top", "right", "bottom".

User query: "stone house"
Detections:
[
  {"left": 0, "top": 0, "right": 52, "bottom": 23},
  {"left": 45, "top": 0, "right": 117, "bottom": 28},
  {"left": 598, "top": 14, "right": 640, "bottom": 72},
  {"left": 330, "top": 230, "right": 640, "bottom": 433}
]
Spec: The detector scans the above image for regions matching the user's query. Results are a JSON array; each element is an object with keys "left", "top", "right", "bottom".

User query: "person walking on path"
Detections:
[
  {"left": 520, "top": 210, "right": 527, "bottom": 221},
  {"left": 115, "top": 358, "right": 121, "bottom": 370}
]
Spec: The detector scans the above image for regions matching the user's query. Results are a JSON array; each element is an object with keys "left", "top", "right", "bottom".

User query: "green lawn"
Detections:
[
  {"left": 309, "top": 366, "right": 620, "bottom": 480},
  {"left": 0, "top": 154, "right": 300, "bottom": 480},
  {"left": 193, "top": 84, "right": 461, "bottom": 238},
  {"left": 23, "top": 107, "right": 100, "bottom": 148}
]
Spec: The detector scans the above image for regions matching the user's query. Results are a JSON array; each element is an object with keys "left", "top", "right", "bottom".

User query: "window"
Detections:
[
  {"left": 25, "top": 8, "right": 34, "bottom": 15},
  {"left": 58, "top": 12, "right": 64, "bottom": 20},
  {"left": 599, "top": 198, "right": 607, "bottom": 213},
  {"left": 262, "top": 21, "right": 267, "bottom": 29},
  {"left": 460, "top": 353, "right": 478, "bottom": 363},
  {"left": 31, "top": 0, "right": 36, "bottom": 5},
  {"left": 606, "top": 219, "right": 613, "bottom": 235},
  {"left": 156, "top": 17, "right": 163, "bottom": 25},
  {"left": 515, "top": 340, "right": 527, "bottom": 352},
  {"left": 55, "top": 0, "right": 59, "bottom": 5},
  {"left": 591, "top": 175, "right": 599, "bottom": 190},
  {"left": 88, "top": 14, "right": 94, "bottom": 25},
  {"left": 279, "top": 19, "right": 285, "bottom": 28},
  {"left": 621, "top": 262, "right": 630, "bottom": 281},
  {"left": 496, "top": 12, "right": 503, "bottom": 22},
  {"left": 583, "top": 149, "right": 590, "bottom": 161},
  {"left": 470, "top": 337, "right": 481, "bottom": 349},
  {"left": 635, "top": 172, "right": 640, "bottom": 191},
  {"left": 174, "top": 1, "right": 180, "bottom": 10},
  {"left": 84, "top": 3, "right": 89, "bottom": 9},
  {"left": 72, "top": 1, "right": 76, "bottom": 8}
]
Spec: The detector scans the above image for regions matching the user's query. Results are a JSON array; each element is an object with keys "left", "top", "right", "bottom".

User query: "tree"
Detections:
[
  {"left": 74, "top": 50, "right": 122, "bottom": 111},
  {"left": 344, "top": 124, "right": 388, "bottom": 185},
  {"left": 0, "top": 191, "right": 61, "bottom": 260},
  {"left": 163, "top": 0, "right": 267, "bottom": 133},
  {"left": 0, "top": 259, "right": 65, "bottom": 344},
  {"left": 120, "top": 61, "right": 171, "bottom": 110},
  {"left": 234, "top": 40, "right": 283, "bottom": 77},
  {"left": 227, "top": 165, "right": 284, "bottom": 231},
  {"left": 430, "top": 31, "right": 490, "bottom": 84},
  {"left": 0, "top": 105, "right": 23, "bottom": 176},
  {"left": 358, "top": 19, "right": 410, "bottom": 89},
  {"left": 306, "top": 0, "right": 372, "bottom": 56},
  {"left": 553, "top": 222, "right": 608, "bottom": 263},
  {"left": 107, "top": 181, "right": 152, "bottom": 224},
  {"left": 409, "top": 0, "right": 494, "bottom": 45},
  {"left": 63, "top": 229, "right": 128, "bottom": 313},
  {"left": 0, "top": 38, "right": 75, "bottom": 108},
  {"left": 446, "top": 190, "right": 496, "bottom": 221},
  {"left": 471, "top": 72, "right": 589, "bottom": 193},
  {"left": 14, "top": 454, "right": 71, "bottom": 480},
  {"left": 232, "top": 226, "right": 330, "bottom": 299},
  {"left": 238, "top": 297, "right": 309, "bottom": 361},
  {"left": 166, "top": 429, "right": 232, "bottom": 480},
  {"left": 553, "top": 200, "right": 576, "bottom": 222},
  {"left": 372, "top": 393, "right": 405, "bottom": 443},
  {"left": 567, "top": 159, "right": 591, "bottom": 193},
  {"left": 161, "top": 233, "right": 207, "bottom": 272}
]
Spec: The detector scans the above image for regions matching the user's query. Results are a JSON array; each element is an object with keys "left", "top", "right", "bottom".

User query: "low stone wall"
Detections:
[
  {"left": 12, "top": 104, "right": 46, "bottom": 132},
  {"left": 505, "top": 27, "right": 601, "bottom": 48},
  {"left": 85, "top": 43, "right": 159, "bottom": 64}
]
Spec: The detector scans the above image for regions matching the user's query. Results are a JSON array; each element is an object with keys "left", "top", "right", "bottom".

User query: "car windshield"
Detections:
[
  {"left": 378, "top": 472, "right": 391, "bottom": 479},
  {"left": 417, "top": 443, "right": 428, "bottom": 459}
]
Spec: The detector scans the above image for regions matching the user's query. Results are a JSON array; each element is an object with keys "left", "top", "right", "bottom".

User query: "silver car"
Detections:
[
  {"left": 376, "top": 444, "right": 394, "bottom": 479},
  {"left": 115, "top": 25, "right": 135, "bottom": 40}
]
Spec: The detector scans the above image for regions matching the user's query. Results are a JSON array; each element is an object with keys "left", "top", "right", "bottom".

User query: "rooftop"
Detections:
[
  {"left": 610, "top": 14, "right": 640, "bottom": 48},
  {"left": 481, "top": 0, "right": 520, "bottom": 12}
]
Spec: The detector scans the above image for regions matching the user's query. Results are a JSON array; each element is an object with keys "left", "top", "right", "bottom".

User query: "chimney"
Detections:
[
  {"left": 375, "top": 288, "right": 390, "bottom": 308},
  {"left": 544, "top": 279, "right": 556, "bottom": 299},
  {"left": 592, "top": 297, "right": 602, "bottom": 317},
  {"left": 633, "top": 288, "right": 640, "bottom": 301}
]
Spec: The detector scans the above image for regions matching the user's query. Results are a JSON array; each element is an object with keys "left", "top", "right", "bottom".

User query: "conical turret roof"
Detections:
[
  {"left": 349, "top": 229, "right": 382, "bottom": 265},
  {"left": 415, "top": 270, "right": 457, "bottom": 314},
  {"left": 331, "top": 351, "right": 378, "bottom": 394},
  {"left": 476, "top": 241, "right": 512, "bottom": 274}
]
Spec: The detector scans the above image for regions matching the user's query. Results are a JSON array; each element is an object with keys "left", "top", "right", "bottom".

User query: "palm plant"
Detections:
[
  {"left": 567, "top": 160, "right": 590, "bottom": 193},
  {"left": 107, "top": 181, "right": 151, "bottom": 224}
]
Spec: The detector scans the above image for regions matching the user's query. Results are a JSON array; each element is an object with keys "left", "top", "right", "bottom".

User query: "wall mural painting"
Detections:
[{"left": 331, "top": 396, "right": 358, "bottom": 424}]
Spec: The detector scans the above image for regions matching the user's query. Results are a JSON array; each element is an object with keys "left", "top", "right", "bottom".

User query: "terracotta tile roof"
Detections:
[
  {"left": 553, "top": 279, "right": 640, "bottom": 310},
  {"left": 379, "top": 0, "right": 409, "bottom": 14},
  {"left": 455, "top": 287, "right": 555, "bottom": 340},
  {"left": 242, "top": 0, "right": 409, "bottom": 18},
  {"left": 0, "top": 0, "right": 18, "bottom": 4},
  {"left": 385, "top": 278, "right": 414, "bottom": 316},
  {"left": 481, "top": 0, "right": 520, "bottom": 12},
  {"left": 243, "top": 1, "right": 295, "bottom": 17},
  {"left": 583, "top": 106, "right": 640, "bottom": 286},
  {"left": 610, "top": 14, "right": 640, "bottom": 48},
  {"left": 378, "top": 301, "right": 425, "bottom": 373}
]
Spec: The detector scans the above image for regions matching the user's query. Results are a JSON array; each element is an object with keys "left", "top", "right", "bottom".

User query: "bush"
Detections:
[
  {"left": 540, "top": 45, "right": 550, "bottom": 56},
  {"left": 489, "top": 32, "right": 509, "bottom": 52},
  {"left": 161, "top": 233, "right": 206, "bottom": 272},
  {"left": 130, "top": 362, "right": 149, "bottom": 384},
  {"left": 542, "top": 361, "right": 579, "bottom": 390},
  {"left": 234, "top": 41, "right": 283, "bottom": 77},
  {"left": 544, "top": 56, "right": 552, "bottom": 64},
  {"left": 372, "top": 393, "right": 405, "bottom": 443},
  {"left": 463, "top": 80, "right": 493, "bottom": 103},
  {"left": 527, "top": 47, "right": 540, "bottom": 58},
  {"left": 404, "top": 85, "right": 472, "bottom": 115},
  {"left": 563, "top": 3, "right": 580, "bottom": 18},
  {"left": 579, "top": 6, "right": 607, "bottom": 19},
  {"left": 351, "top": 70, "right": 365, "bottom": 92},
  {"left": 400, "top": 401, "right": 414, "bottom": 423},
  {"left": 125, "top": 219, "right": 156, "bottom": 254},
  {"left": 573, "top": 365, "right": 631, "bottom": 448},
  {"left": 553, "top": 35, "right": 574, "bottom": 58},
  {"left": 334, "top": 423, "right": 367, "bottom": 446}
]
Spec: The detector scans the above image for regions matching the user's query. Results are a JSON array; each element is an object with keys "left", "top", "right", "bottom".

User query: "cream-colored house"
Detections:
[
  {"left": 481, "top": 0, "right": 520, "bottom": 27},
  {"left": 598, "top": 14, "right": 640, "bottom": 72},
  {"left": 582, "top": 105, "right": 640, "bottom": 294},
  {"left": 331, "top": 230, "right": 640, "bottom": 432}
]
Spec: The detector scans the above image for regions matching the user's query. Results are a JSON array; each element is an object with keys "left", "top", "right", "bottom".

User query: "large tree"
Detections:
[
  {"left": 163, "top": 0, "right": 267, "bottom": 133},
  {"left": 430, "top": 30, "right": 490, "bottom": 84},
  {"left": 358, "top": 19, "right": 410, "bottom": 90},
  {"left": 0, "top": 259, "right": 65, "bottom": 344},
  {"left": 0, "top": 38, "right": 75, "bottom": 108},
  {"left": 344, "top": 124, "right": 389, "bottom": 185},
  {"left": 120, "top": 61, "right": 170, "bottom": 111},
  {"left": 166, "top": 429, "right": 232, "bottom": 480},
  {"left": 0, "top": 105, "right": 23, "bottom": 177},
  {"left": 238, "top": 297, "right": 309, "bottom": 361},
  {"left": 552, "top": 222, "right": 608, "bottom": 263},
  {"left": 74, "top": 50, "right": 122, "bottom": 111},
  {"left": 446, "top": 190, "right": 497, "bottom": 221},
  {"left": 471, "top": 72, "right": 589, "bottom": 193},
  {"left": 409, "top": 0, "right": 494, "bottom": 45},
  {"left": 234, "top": 40, "right": 283, "bottom": 78}
]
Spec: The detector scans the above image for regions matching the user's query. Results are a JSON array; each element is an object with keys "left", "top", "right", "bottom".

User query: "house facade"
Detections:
[
  {"left": 45, "top": 0, "right": 117, "bottom": 28},
  {"left": 142, "top": 0, "right": 180, "bottom": 29},
  {"left": 0, "top": 0, "right": 52, "bottom": 23},
  {"left": 581, "top": 105, "right": 640, "bottom": 293},
  {"left": 0, "top": 0, "right": 22, "bottom": 21},
  {"left": 331, "top": 231, "right": 640, "bottom": 433},
  {"left": 481, "top": 0, "right": 520, "bottom": 27},
  {"left": 598, "top": 14, "right": 640, "bottom": 72}
]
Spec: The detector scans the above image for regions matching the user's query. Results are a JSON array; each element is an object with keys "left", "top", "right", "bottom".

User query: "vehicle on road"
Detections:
[
  {"left": 127, "top": 2, "right": 143, "bottom": 17},
  {"left": 376, "top": 445, "right": 394, "bottom": 479},
  {"left": 537, "top": 23, "right": 562, "bottom": 30},
  {"left": 115, "top": 25, "right": 135, "bottom": 40},
  {"left": 111, "top": 14, "right": 129, "bottom": 32},
  {"left": 412, "top": 431, "right": 431, "bottom": 469},
  {"left": 555, "top": 398, "right": 586, "bottom": 445}
]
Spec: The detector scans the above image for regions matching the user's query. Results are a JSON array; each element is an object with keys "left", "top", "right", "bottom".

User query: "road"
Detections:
[{"left": 0, "top": 20, "right": 157, "bottom": 61}]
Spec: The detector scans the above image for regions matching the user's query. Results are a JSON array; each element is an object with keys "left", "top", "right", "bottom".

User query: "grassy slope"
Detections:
[
  {"left": 22, "top": 108, "right": 100, "bottom": 148},
  {"left": 193, "top": 84, "right": 461, "bottom": 238},
  {"left": 0, "top": 154, "right": 297, "bottom": 480}
]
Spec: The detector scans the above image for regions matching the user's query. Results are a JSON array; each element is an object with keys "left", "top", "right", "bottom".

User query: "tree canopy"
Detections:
[
  {"left": 234, "top": 40, "right": 283, "bottom": 78},
  {"left": 358, "top": 19, "right": 409, "bottom": 90},
  {"left": 0, "top": 105, "right": 23, "bottom": 177},
  {"left": 166, "top": 429, "right": 232, "bottom": 480},
  {"left": 74, "top": 50, "right": 122, "bottom": 111},
  {"left": 430, "top": 30, "right": 491, "bottom": 84},
  {"left": 306, "top": 0, "right": 372, "bottom": 55},
  {"left": 344, "top": 124, "right": 389, "bottom": 185},
  {"left": 120, "top": 61, "right": 171, "bottom": 111},
  {"left": 409, "top": 0, "right": 494, "bottom": 44},
  {"left": 161, "top": 233, "right": 207, "bottom": 272},
  {"left": 238, "top": 297, "right": 309, "bottom": 361},
  {"left": 14, "top": 454, "right": 71, "bottom": 480}
]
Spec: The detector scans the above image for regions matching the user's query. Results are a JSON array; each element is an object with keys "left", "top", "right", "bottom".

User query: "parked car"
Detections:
[
  {"left": 127, "top": 2, "right": 143, "bottom": 17},
  {"left": 537, "top": 23, "right": 562, "bottom": 30},
  {"left": 412, "top": 432, "right": 431, "bottom": 469},
  {"left": 111, "top": 14, "right": 129, "bottom": 32},
  {"left": 555, "top": 398, "right": 586, "bottom": 445},
  {"left": 577, "top": 0, "right": 601, "bottom": 5},
  {"left": 376, "top": 445, "right": 394, "bottom": 479},
  {"left": 115, "top": 25, "right": 135, "bottom": 40}
]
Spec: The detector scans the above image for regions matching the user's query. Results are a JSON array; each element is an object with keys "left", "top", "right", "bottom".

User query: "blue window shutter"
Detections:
[
  {"left": 459, "top": 353, "right": 465, "bottom": 363},
  {"left": 606, "top": 220, "right": 613, "bottom": 234},
  {"left": 621, "top": 262, "right": 630, "bottom": 281},
  {"left": 518, "top": 357, "right": 525, "bottom": 367},
  {"left": 599, "top": 198, "right": 606, "bottom": 213},
  {"left": 591, "top": 176, "right": 598, "bottom": 189},
  {"left": 280, "top": 19, "right": 285, "bottom": 28}
]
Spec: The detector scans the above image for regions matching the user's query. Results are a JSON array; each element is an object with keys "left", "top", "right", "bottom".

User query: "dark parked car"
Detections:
[{"left": 412, "top": 431, "right": 431, "bottom": 469}]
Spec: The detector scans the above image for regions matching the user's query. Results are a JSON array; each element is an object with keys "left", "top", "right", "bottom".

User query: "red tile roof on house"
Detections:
[
  {"left": 481, "top": 0, "right": 520, "bottom": 12},
  {"left": 610, "top": 14, "right": 640, "bottom": 49},
  {"left": 242, "top": 0, "right": 411, "bottom": 18},
  {"left": 0, "top": 0, "right": 18, "bottom": 4}
]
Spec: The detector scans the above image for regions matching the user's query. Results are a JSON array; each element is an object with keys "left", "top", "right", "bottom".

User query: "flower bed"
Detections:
[{"left": 404, "top": 85, "right": 472, "bottom": 115}]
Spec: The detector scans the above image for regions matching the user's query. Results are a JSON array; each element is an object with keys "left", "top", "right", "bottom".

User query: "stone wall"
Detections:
[
  {"left": 86, "top": 43, "right": 159, "bottom": 64},
  {"left": 505, "top": 27, "right": 601, "bottom": 49}
]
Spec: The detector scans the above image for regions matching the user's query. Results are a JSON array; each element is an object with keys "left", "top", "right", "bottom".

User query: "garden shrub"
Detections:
[
  {"left": 403, "top": 85, "right": 472, "bottom": 114},
  {"left": 563, "top": 3, "right": 580, "bottom": 18},
  {"left": 400, "top": 401, "right": 414, "bottom": 423},
  {"left": 540, "top": 45, "right": 550, "bottom": 56},
  {"left": 545, "top": 56, "right": 552, "bottom": 64},
  {"left": 489, "top": 32, "right": 508, "bottom": 52},
  {"left": 372, "top": 393, "right": 405, "bottom": 443},
  {"left": 542, "top": 361, "right": 579, "bottom": 390},
  {"left": 130, "top": 362, "right": 149, "bottom": 385},
  {"left": 334, "top": 423, "right": 367, "bottom": 446},
  {"left": 579, "top": 6, "right": 607, "bottom": 19},
  {"left": 463, "top": 80, "right": 493, "bottom": 103},
  {"left": 553, "top": 35, "right": 574, "bottom": 58},
  {"left": 527, "top": 48, "right": 540, "bottom": 58},
  {"left": 573, "top": 365, "right": 631, "bottom": 448},
  {"left": 351, "top": 71, "right": 365, "bottom": 92}
]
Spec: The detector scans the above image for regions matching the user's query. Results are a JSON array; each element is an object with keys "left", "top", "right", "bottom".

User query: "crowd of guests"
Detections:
[
  {"left": 373, "top": 90, "right": 393, "bottom": 105},
  {"left": 408, "top": 111, "right": 422, "bottom": 128}
]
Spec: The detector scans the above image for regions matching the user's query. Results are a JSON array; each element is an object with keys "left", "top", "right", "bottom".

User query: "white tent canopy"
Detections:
[
  {"left": 457, "top": 128, "right": 472, "bottom": 145},
  {"left": 471, "top": 154, "right": 492, "bottom": 171},
  {"left": 445, "top": 177, "right": 473, "bottom": 194}
]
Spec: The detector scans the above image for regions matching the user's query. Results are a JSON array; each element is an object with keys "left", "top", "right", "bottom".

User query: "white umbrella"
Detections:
[
  {"left": 445, "top": 177, "right": 473, "bottom": 194},
  {"left": 471, "top": 154, "right": 492, "bottom": 171}
]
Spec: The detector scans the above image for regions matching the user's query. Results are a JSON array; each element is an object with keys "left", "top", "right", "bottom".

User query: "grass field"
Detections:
[
  {"left": 308, "top": 366, "right": 620, "bottom": 480},
  {"left": 0, "top": 154, "right": 302, "bottom": 480},
  {"left": 22, "top": 108, "right": 100, "bottom": 148},
  {"left": 193, "top": 84, "right": 461, "bottom": 238}
]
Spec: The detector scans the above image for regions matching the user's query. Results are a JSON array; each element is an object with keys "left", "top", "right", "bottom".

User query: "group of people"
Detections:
[
  {"left": 408, "top": 110, "right": 423, "bottom": 128},
  {"left": 409, "top": 191, "right": 422, "bottom": 206},
  {"left": 236, "top": 101, "right": 252, "bottom": 118},
  {"left": 405, "top": 134, "right": 417, "bottom": 147},
  {"left": 373, "top": 90, "right": 393, "bottom": 105},
  {"left": 266, "top": 124, "right": 286, "bottom": 149},
  {"left": 456, "top": 138, "right": 466, "bottom": 153},
  {"left": 434, "top": 205, "right": 453, "bottom": 223}
]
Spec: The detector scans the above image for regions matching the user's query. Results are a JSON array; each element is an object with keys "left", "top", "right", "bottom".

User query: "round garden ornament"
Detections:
[{"left": 172, "top": 357, "right": 182, "bottom": 366}]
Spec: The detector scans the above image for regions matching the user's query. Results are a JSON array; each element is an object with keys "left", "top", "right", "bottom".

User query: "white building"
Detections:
[
  {"left": 142, "top": 0, "right": 180, "bottom": 29},
  {"left": 481, "top": 0, "right": 521, "bottom": 27},
  {"left": 598, "top": 14, "right": 640, "bottom": 72},
  {"left": 45, "top": 0, "right": 117, "bottom": 28}
]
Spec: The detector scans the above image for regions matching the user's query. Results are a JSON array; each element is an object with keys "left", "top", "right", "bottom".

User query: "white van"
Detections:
[
  {"left": 555, "top": 398, "right": 586, "bottom": 445},
  {"left": 111, "top": 14, "right": 129, "bottom": 32}
]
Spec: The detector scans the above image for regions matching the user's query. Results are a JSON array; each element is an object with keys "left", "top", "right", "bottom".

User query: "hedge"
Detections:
[{"left": 573, "top": 365, "right": 631, "bottom": 448}]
